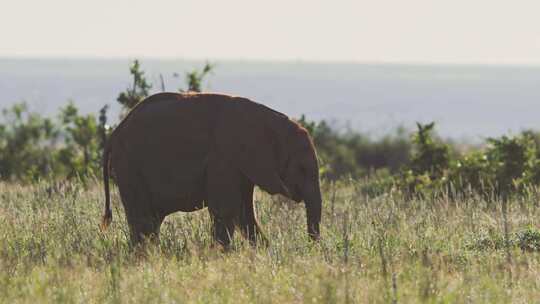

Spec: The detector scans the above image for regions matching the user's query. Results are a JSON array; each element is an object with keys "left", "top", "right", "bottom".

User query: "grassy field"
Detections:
[{"left": 1, "top": 179, "right": 540, "bottom": 303}]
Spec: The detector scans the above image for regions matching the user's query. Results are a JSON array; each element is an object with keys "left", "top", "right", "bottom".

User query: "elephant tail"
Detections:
[{"left": 100, "top": 140, "right": 113, "bottom": 231}]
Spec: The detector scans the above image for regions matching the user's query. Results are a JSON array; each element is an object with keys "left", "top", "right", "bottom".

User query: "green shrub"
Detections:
[
  {"left": 357, "top": 168, "right": 397, "bottom": 197},
  {"left": 515, "top": 226, "right": 540, "bottom": 251},
  {"left": 116, "top": 60, "right": 151, "bottom": 113},
  {"left": 465, "top": 229, "right": 506, "bottom": 251},
  {"left": 450, "top": 151, "right": 491, "bottom": 195},
  {"left": 395, "top": 122, "right": 450, "bottom": 198},
  {"left": 392, "top": 122, "right": 540, "bottom": 199},
  {"left": 297, "top": 115, "right": 412, "bottom": 180},
  {"left": 57, "top": 101, "right": 106, "bottom": 178},
  {"left": 0, "top": 103, "right": 59, "bottom": 181},
  {"left": 178, "top": 62, "right": 214, "bottom": 93},
  {"left": 410, "top": 122, "right": 450, "bottom": 179},
  {"left": 465, "top": 226, "right": 540, "bottom": 252}
]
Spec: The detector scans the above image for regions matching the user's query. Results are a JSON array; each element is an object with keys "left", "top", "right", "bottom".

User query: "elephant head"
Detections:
[
  {"left": 280, "top": 127, "right": 321, "bottom": 240},
  {"left": 215, "top": 97, "right": 322, "bottom": 240}
]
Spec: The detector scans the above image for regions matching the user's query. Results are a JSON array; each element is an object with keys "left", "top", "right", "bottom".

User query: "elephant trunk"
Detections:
[{"left": 304, "top": 180, "right": 322, "bottom": 241}]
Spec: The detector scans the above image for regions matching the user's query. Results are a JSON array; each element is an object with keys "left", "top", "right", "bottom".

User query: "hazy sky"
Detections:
[{"left": 2, "top": 0, "right": 540, "bottom": 64}]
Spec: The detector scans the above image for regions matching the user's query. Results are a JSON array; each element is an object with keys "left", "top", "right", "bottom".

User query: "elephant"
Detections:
[{"left": 100, "top": 92, "right": 322, "bottom": 247}]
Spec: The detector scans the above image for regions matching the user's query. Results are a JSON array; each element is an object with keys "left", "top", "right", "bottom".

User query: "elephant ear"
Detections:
[{"left": 214, "top": 98, "right": 291, "bottom": 196}]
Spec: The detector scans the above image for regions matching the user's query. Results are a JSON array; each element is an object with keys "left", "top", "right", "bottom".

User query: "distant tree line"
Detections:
[
  {"left": 348, "top": 123, "right": 540, "bottom": 199},
  {"left": 2, "top": 60, "right": 540, "bottom": 201}
]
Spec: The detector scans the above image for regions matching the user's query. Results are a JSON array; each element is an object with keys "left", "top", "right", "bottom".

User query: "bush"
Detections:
[
  {"left": 390, "top": 122, "right": 540, "bottom": 199},
  {"left": 515, "top": 226, "right": 540, "bottom": 251},
  {"left": 465, "top": 226, "right": 540, "bottom": 252},
  {"left": 465, "top": 229, "right": 506, "bottom": 251},
  {"left": 58, "top": 101, "right": 104, "bottom": 177},
  {"left": 297, "top": 115, "right": 412, "bottom": 180},
  {"left": 116, "top": 60, "right": 152, "bottom": 113},
  {"left": 0, "top": 103, "right": 59, "bottom": 181},
  {"left": 0, "top": 101, "right": 109, "bottom": 181}
]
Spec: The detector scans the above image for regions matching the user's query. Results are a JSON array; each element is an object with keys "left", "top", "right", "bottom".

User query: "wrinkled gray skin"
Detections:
[{"left": 101, "top": 92, "right": 321, "bottom": 247}]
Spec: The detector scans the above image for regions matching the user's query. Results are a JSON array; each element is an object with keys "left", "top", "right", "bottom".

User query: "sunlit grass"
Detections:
[{"left": 1, "top": 179, "right": 540, "bottom": 303}]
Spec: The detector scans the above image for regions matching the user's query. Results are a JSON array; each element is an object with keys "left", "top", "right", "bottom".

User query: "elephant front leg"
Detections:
[
  {"left": 209, "top": 211, "right": 236, "bottom": 249},
  {"left": 206, "top": 157, "right": 243, "bottom": 249},
  {"left": 238, "top": 180, "right": 268, "bottom": 247},
  {"left": 114, "top": 160, "right": 165, "bottom": 248}
]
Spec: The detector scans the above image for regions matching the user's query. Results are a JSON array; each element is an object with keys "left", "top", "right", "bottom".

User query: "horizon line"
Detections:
[{"left": 1, "top": 55, "right": 540, "bottom": 69}]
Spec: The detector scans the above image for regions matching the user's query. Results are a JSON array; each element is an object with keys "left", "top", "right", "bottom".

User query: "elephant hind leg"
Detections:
[
  {"left": 114, "top": 155, "right": 164, "bottom": 247},
  {"left": 238, "top": 182, "right": 268, "bottom": 247}
]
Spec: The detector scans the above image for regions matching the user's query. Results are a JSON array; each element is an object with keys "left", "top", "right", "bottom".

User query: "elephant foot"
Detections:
[
  {"left": 212, "top": 216, "right": 236, "bottom": 250},
  {"left": 126, "top": 213, "right": 165, "bottom": 248}
]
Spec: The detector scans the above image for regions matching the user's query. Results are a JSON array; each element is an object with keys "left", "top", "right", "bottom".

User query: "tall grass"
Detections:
[{"left": 1, "top": 179, "right": 540, "bottom": 303}]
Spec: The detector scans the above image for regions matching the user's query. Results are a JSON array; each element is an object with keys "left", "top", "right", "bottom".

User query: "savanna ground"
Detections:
[{"left": 2, "top": 179, "right": 540, "bottom": 303}]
